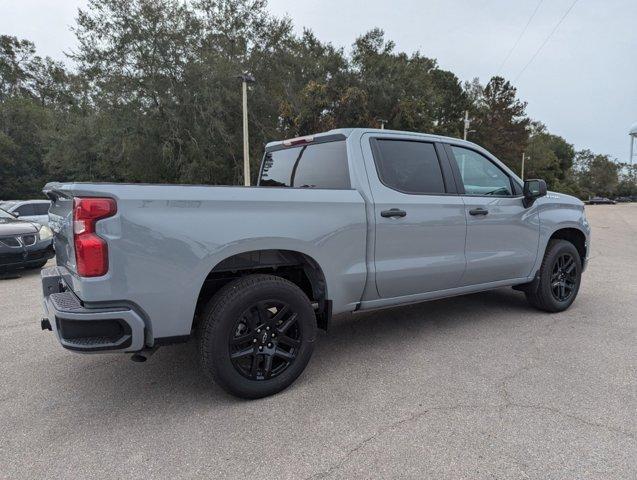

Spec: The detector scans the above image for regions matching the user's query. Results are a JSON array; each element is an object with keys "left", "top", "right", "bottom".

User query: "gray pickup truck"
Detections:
[{"left": 40, "top": 128, "right": 590, "bottom": 398}]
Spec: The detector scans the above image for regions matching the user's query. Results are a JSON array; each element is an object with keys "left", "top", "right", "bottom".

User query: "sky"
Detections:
[{"left": 1, "top": 0, "right": 635, "bottom": 163}]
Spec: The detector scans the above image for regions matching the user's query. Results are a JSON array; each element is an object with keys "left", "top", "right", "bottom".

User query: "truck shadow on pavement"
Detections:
[{"left": 48, "top": 287, "right": 534, "bottom": 413}]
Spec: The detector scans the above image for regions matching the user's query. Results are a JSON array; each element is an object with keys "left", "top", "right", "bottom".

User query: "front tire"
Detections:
[
  {"left": 199, "top": 274, "right": 316, "bottom": 399},
  {"left": 525, "top": 239, "right": 582, "bottom": 312}
]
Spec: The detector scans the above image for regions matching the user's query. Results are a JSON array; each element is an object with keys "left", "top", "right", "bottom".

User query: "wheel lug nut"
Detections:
[
  {"left": 257, "top": 329, "right": 261, "bottom": 333},
  {"left": 266, "top": 326, "right": 270, "bottom": 331},
  {"left": 267, "top": 343, "right": 272, "bottom": 348},
  {"left": 271, "top": 333, "right": 275, "bottom": 338},
  {"left": 253, "top": 339, "right": 257, "bottom": 343},
  {"left": 259, "top": 346, "right": 263, "bottom": 351}
]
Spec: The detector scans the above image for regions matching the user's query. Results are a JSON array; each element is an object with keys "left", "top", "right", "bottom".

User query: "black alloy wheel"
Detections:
[
  {"left": 550, "top": 253, "right": 577, "bottom": 302},
  {"left": 229, "top": 301, "right": 302, "bottom": 380}
]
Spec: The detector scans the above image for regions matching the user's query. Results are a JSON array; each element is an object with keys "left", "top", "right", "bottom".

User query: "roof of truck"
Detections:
[{"left": 265, "top": 128, "right": 472, "bottom": 149}]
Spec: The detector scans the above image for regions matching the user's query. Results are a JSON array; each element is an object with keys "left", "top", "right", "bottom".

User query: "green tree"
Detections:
[
  {"left": 574, "top": 150, "right": 620, "bottom": 198},
  {"left": 524, "top": 122, "right": 579, "bottom": 194},
  {"left": 0, "top": 35, "right": 74, "bottom": 199},
  {"left": 467, "top": 76, "right": 530, "bottom": 171},
  {"left": 616, "top": 164, "right": 637, "bottom": 197},
  {"left": 350, "top": 29, "right": 467, "bottom": 135}
]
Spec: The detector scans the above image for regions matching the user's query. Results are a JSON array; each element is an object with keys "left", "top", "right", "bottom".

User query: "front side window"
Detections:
[
  {"left": 450, "top": 146, "right": 513, "bottom": 196},
  {"left": 15, "top": 204, "right": 36, "bottom": 216},
  {"left": 373, "top": 139, "right": 446, "bottom": 194},
  {"left": 259, "top": 141, "right": 350, "bottom": 189}
]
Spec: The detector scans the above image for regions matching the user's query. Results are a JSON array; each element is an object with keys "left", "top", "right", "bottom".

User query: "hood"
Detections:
[{"left": 0, "top": 217, "right": 39, "bottom": 236}]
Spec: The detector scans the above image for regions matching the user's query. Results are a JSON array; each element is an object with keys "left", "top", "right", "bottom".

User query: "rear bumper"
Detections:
[
  {"left": 0, "top": 242, "right": 54, "bottom": 270},
  {"left": 41, "top": 266, "right": 145, "bottom": 353}
]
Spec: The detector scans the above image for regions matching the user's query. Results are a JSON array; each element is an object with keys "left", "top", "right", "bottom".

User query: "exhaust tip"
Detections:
[{"left": 130, "top": 353, "right": 147, "bottom": 363}]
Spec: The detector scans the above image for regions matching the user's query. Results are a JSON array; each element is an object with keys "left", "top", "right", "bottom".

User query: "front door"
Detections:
[
  {"left": 365, "top": 136, "right": 467, "bottom": 298},
  {"left": 445, "top": 144, "right": 540, "bottom": 286}
]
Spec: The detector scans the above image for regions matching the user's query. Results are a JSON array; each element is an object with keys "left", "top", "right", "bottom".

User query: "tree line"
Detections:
[{"left": 1, "top": 0, "right": 635, "bottom": 200}]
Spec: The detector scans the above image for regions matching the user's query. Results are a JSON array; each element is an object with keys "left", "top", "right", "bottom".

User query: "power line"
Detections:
[
  {"left": 497, "top": 0, "right": 545, "bottom": 75},
  {"left": 514, "top": 0, "right": 580, "bottom": 82}
]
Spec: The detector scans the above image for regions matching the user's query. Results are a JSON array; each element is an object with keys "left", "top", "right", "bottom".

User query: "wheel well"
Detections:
[
  {"left": 549, "top": 228, "right": 586, "bottom": 263},
  {"left": 194, "top": 250, "right": 330, "bottom": 330}
]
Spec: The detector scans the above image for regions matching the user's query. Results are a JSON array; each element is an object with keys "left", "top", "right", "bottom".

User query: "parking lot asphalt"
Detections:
[{"left": 1, "top": 204, "right": 636, "bottom": 479}]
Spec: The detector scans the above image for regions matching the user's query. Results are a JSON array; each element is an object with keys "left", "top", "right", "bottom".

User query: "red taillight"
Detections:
[{"left": 73, "top": 197, "right": 117, "bottom": 277}]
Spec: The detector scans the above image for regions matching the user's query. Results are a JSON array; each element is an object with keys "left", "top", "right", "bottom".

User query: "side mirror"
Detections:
[
  {"left": 12, "top": 211, "right": 20, "bottom": 218},
  {"left": 523, "top": 179, "right": 547, "bottom": 207}
]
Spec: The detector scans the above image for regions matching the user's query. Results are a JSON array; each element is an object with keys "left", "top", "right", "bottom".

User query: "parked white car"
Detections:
[{"left": 0, "top": 200, "right": 51, "bottom": 226}]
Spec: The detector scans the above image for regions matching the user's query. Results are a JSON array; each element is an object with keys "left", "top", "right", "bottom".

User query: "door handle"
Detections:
[
  {"left": 469, "top": 208, "right": 489, "bottom": 216},
  {"left": 381, "top": 208, "right": 407, "bottom": 218}
]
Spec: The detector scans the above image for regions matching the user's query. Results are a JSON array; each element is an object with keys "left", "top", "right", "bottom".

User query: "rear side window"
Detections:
[
  {"left": 260, "top": 141, "right": 350, "bottom": 189},
  {"left": 34, "top": 202, "right": 50, "bottom": 215},
  {"left": 373, "top": 140, "right": 446, "bottom": 194}
]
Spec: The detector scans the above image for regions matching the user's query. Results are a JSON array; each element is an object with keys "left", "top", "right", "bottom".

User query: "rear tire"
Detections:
[
  {"left": 525, "top": 239, "right": 582, "bottom": 312},
  {"left": 199, "top": 274, "right": 316, "bottom": 399}
]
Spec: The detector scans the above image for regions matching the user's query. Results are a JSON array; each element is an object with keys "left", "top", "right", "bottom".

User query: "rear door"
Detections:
[
  {"left": 444, "top": 144, "right": 540, "bottom": 286},
  {"left": 363, "top": 135, "right": 467, "bottom": 298}
]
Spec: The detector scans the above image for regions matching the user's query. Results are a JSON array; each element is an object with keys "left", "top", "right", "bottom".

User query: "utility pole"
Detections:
[
  {"left": 463, "top": 110, "right": 471, "bottom": 140},
  {"left": 521, "top": 152, "right": 529, "bottom": 180},
  {"left": 237, "top": 73, "right": 255, "bottom": 186}
]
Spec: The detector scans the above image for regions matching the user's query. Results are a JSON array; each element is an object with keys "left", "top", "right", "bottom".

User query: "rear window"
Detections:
[{"left": 259, "top": 141, "right": 350, "bottom": 189}]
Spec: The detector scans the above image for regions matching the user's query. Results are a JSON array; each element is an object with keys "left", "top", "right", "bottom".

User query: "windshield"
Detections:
[{"left": 0, "top": 208, "right": 16, "bottom": 219}]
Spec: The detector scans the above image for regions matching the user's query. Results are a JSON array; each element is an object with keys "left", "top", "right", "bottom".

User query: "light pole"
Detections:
[
  {"left": 521, "top": 152, "right": 530, "bottom": 180},
  {"left": 238, "top": 73, "right": 256, "bottom": 186},
  {"left": 463, "top": 110, "right": 471, "bottom": 140}
]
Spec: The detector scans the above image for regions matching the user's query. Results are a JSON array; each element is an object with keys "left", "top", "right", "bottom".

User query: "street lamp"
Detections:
[
  {"left": 521, "top": 153, "right": 530, "bottom": 180},
  {"left": 237, "top": 73, "right": 256, "bottom": 186}
]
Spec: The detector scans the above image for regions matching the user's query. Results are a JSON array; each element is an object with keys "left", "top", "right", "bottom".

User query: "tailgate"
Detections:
[{"left": 43, "top": 184, "right": 76, "bottom": 273}]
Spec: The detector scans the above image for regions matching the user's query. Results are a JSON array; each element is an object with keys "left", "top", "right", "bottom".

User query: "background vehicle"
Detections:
[
  {"left": 0, "top": 200, "right": 52, "bottom": 226},
  {"left": 587, "top": 197, "right": 616, "bottom": 205},
  {"left": 0, "top": 208, "right": 54, "bottom": 272},
  {"left": 40, "top": 128, "right": 590, "bottom": 398},
  {"left": 614, "top": 196, "right": 632, "bottom": 203}
]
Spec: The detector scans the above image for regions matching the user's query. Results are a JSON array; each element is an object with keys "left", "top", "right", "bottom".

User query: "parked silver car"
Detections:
[{"left": 0, "top": 200, "right": 51, "bottom": 226}]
